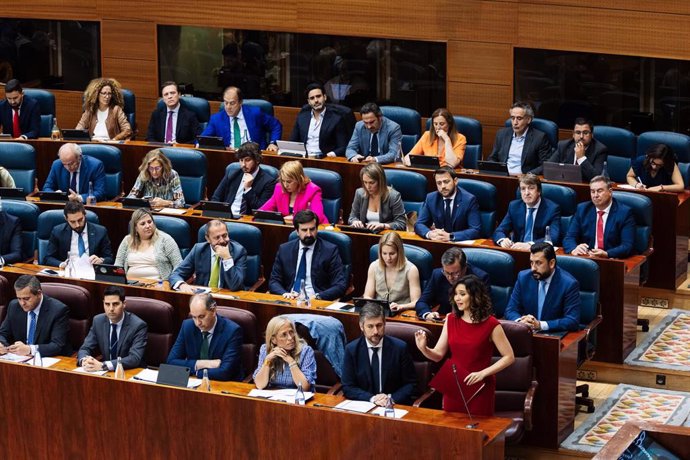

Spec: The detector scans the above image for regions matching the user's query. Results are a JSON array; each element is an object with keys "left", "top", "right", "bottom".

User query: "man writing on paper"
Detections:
[{"left": 43, "top": 142, "right": 107, "bottom": 203}]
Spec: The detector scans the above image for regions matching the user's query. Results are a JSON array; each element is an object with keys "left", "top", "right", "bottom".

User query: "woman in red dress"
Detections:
[{"left": 415, "top": 275, "right": 514, "bottom": 416}]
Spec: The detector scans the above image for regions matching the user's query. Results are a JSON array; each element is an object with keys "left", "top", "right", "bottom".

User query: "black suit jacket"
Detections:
[
  {"left": 550, "top": 138, "right": 609, "bottom": 182},
  {"left": 0, "top": 294, "right": 71, "bottom": 356},
  {"left": 0, "top": 96, "right": 41, "bottom": 139},
  {"left": 77, "top": 311, "right": 148, "bottom": 369},
  {"left": 145, "top": 105, "right": 201, "bottom": 144},
  {"left": 0, "top": 211, "right": 22, "bottom": 264},
  {"left": 210, "top": 166, "right": 277, "bottom": 212},
  {"left": 289, "top": 105, "right": 350, "bottom": 156},
  {"left": 488, "top": 126, "right": 553, "bottom": 174},
  {"left": 45, "top": 222, "right": 114, "bottom": 267}
]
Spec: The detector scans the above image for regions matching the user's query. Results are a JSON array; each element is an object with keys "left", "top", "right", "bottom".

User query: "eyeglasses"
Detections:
[
  {"left": 148, "top": 166, "right": 163, "bottom": 172},
  {"left": 574, "top": 130, "right": 591, "bottom": 136},
  {"left": 650, "top": 161, "right": 665, "bottom": 168},
  {"left": 442, "top": 269, "right": 463, "bottom": 279}
]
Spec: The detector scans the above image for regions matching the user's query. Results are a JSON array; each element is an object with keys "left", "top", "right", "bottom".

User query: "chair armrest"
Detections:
[
  {"left": 326, "top": 382, "right": 343, "bottom": 395},
  {"left": 242, "top": 375, "right": 253, "bottom": 383},
  {"left": 523, "top": 377, "right": 538, "bottom": 431},
  {"left": 413, "top": 387, "right": 437, "bottom": 408},
  {"left": 246, "top": 274, "right": 265, "bottom": 292}
]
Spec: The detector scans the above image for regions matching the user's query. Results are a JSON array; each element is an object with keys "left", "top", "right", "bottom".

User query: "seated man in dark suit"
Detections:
[
  {"left": 342, "top": 302, "right": 417, "bottom": 406},
  {"left": 78, "top": 285, "right": 147, "bottom": 371},
  {"left": 0, "top": 209, "right": 22, "bottom": 265},
  {"left": 0, "top": 275, "right": 70, "bottom": 357},
  {"left": 145, "top": 81, "right": 201, "bottom": 144},
  {"left": 487, "top": 101, "right": 553, "bottom": 175},
  {"left": 289, "top": 82, "right": 349, "bottom": 158},
  {"left": 414, "top": 166, "right": 481, "bottom": 242},
  {"left": 548, "top": 117, "right": 608, "bottom": 182},
  {"left": 563, "top": 175, "right": 635, "bottom": 259},
  {"left": 200, "top": 86, "right": 282, "bottom": 151},
  {"left": 345, "top": 102, "right": 402, "bottom": 164},
  {"left": 268, "top": 210, "right": 347, "bottom": 301},
  {"left": 504, "top": 242, "right": 580, "bottom": 332},
  {"left": 415, "top": 247, "right": 489, "bottom": 321},
  {"left": 169, "top": 219, "right": 247, "bottom": 292},
  {"left": 45, "top": 201, "right": 114, "bottom": 268},
  {"left": 167, "top": 293, "right": 243, "bottom": 381},
  {"left": 210, "top": 141, "right": 277, "bottom": 215},
  {"left": 493, "top": 173, "right": 561, "bottom": 248},
  {"left": 43, "top": 142, "right": 107, "bottom": 202},
  {"left": 0, "top": 79, "right": 41, "bottom": 139}
]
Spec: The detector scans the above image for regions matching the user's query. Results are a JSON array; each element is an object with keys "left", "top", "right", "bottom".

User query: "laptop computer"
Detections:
[
  {"left": 94, "top": 264, "right": 139, "bottom": 285},
  {"left": 253, "top": 210, "right": 286, "bottom": 224},
  {"left": 156, "top": 363, "right": 191, "bottom": 388},
  {"left": 199, "top": 200, "right": 236, "bottom": 219},
  {"left": 543, "top": 161, "right": 583, "bottom": 183},
  {"left": 277, "top": 140, "right": 307, "bottom": 158},
  {"left": 408, "top": 154, "right": 440, "bottom": 170},
  {"left": 37, "top": 191, "right": 69, "bottom": 202},
  {"left": 121, "top": 197, "right": 151, "bottom": 209},
  {"left": 351, "top": 297, "right": 395, "bottom": 317},
  {"left": 477, "top": 160, "right": 510, "bottom": 176},
  {"left": 0, "top": 187, "right": 25, "bottom": 199},
  {"left": 61, "top": 129, "right": 91, "bottom": 141},
  {"left": 196, "top": 135, "right": 226, "bottom": 151}
]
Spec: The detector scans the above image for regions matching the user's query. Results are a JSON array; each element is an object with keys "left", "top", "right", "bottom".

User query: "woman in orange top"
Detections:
[{"left": 404, "top": 108, "right": 466, "bottom": 168}]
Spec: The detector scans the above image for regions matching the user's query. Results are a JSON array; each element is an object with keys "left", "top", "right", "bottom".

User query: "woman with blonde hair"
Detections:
[
  {"left": 114, "top": 208, "right": 182, "bottom": 280},
  {"left": 76, "top": 77, "right": 132, "bottom": 141},
  {"left": 127, "top": 149, "right": 185, "bottom": 208},
  {"left": 253, "top": 315, "right": 316, "bottom": 390},
  {"left": 259, "top": 160, "right": 328, "bottom": 223},
  {"left": 348, "top": 162, "right": 406, "bottom": 231},
  {"left": 404, "top": 108, "right": 466, "bottom": 168}
]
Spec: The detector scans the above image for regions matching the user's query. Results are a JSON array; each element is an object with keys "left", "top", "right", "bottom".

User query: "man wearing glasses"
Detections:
[
  {"left": 549, "top": 117, "right": 609, "bottom": 182},
  {"left": 43, "top": 142, "right": 107, "bottom": 202},
  {"left": 415, "top": 247, "right": 490, "bottom": 321}
]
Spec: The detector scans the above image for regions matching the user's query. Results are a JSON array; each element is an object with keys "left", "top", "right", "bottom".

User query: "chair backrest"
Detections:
[
  {"left": 224, "top": 162, "right": 279, "bottom": 182},
  {"left": 385, "top": 322, "right": 435, "bottom": 396},
  {"left": 330, "top": 103, "right": 356, "bottom": 139},
  {"left": 41, "top": 283, "right": 92, "bottom": 352},
  {"left": 216, "top": 306, "right": 258, "bottom": 379},
  {"left": 593, "top": 125, "right": 636, "bottom": 159},
  {"left": 606, "top": 155, "right": 632, "bottom": 184},
  {"left": 303, "top": 167, "right": 343, "bottom": 224},
  {"left": 679, "top": 162, "right": 690, "bottom": 189},
  {"left": 637, "top": 131, "right": 690, "bottom": 163},
  {"left": 382, "top": 105, "right": 421, "bottom": 154},
  {"left": 243, "top": 99, "right": 274, "bottom": 116},
  {"left": 37, "top": 209, "right": 100, "bottom": 265},
  {"left": 121, "top": 89, "right": 136, "bottom": 133},
  {"left": 556, "top": 256, "right": 599, "bottom": 326},
  {"left": 293, "top": 321, "right": 341, "bottom": 393},
  {"left": 426, "top": 115, "right": 483, "bottom": 169},
  {"left": 612, "top": 191, "right": 653, "bottom": 254},
  {"left": 0, "top": 275, "right": 10, "bottom": 323},
  {"left": 159, "top": 96, "right": 211, "bottom": 131},
  {"left": 23, "top": 89, "right": 55, "bottom": 137},
  {"left": 463, "top": 248, "right": 515, "bottom": 318},
  {"left": 124, "top": 296, "right": 176, "bottom": 367},
  {"left": 384, "top": 169, "right": 427, "bottom": 214},
  {"left": 458, "top": 179, "right": 497, "bottom": 238},
  {"left": 197, "top": 221, "right": 262, "bottom": 290},
  {"left": 504, "top": 117, "right": 559, "bottom": 149},
  {"left": 153, "top": 215, "right": 191, "bottom": 258},
  {"left": 160, "top": 148, "right": 208, "bottom": 204},
  {"left": 541, "top": 182, "right": 577, "bottom": 240},
  {"left": 288, "top": 230, "right": 352, "bottom": 289},
  {"left": 79, "top": 144, "right": 122, "bottom": 199},
  {"left": 368, "top": 243, "right": 433, "bottom": 290},
  {"left": 2, "top": 200, "right": 39, "bottom": 260},
  {"left": 0, "top": 142, "right": 36, "bottom": 195}
]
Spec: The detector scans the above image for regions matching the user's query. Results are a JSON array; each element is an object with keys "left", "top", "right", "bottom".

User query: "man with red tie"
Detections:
[{"left": 0, "top": 79, "right": 41, "bottom": 139}]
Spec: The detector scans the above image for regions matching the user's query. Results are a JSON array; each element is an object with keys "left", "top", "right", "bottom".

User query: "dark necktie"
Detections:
[
  {"left": 12, "top": 108, "right": 20, "bottom": 138},
  {"left": 292, "top": 246, "right": 309, "bottom": 292},
  {"left": 524, "top": 207, "right": 536, "bottom": 242},
  {"left": 109, "top": 323, "right": 118, "bottom": 360},
  {"left": 369, "top": 132, "right": 379, "bottom": 157},
  {"left": 77, "top": 232, "right": 86, "bottom": 257},
  {"left": 371, "top": 347, "right": 380, "bottom": 393},
  {"left": 443, "top": 198, "right": 452, "bottom": 232},
  {"left": 200, "top": 331, "right": 210, "bottom": 359},
  {"left": 27, "top": 311, "right": 37, "bottom": 345},
  {"left": 70, "top": 172, "right": 77, "bottom": 193},
  {"left": 165, "top": 111, "right": 174, "bottom": 143}
]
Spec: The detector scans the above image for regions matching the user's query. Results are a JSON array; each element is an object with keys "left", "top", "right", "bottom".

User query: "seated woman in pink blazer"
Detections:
[{"left": 259, "top": 160, "right": 329, "bottom": 224}]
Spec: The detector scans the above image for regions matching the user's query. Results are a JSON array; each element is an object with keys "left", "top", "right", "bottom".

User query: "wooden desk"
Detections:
[
  {"left": 0, "top": 358, "right": 511, "bottom": 459},
  {"left": 593, "top": 421, "right": 690, "bottom": 459}
]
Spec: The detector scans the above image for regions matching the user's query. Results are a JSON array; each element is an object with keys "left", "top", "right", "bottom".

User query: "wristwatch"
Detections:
[
  {"left": 101, "top": 363, "right": 108, "bottom": 371},
  {"left": 314, "top": 293, "right": 321, "bottom": 300}
]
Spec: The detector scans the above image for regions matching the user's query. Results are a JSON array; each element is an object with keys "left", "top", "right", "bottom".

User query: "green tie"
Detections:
[
  {"left": 233, "top": 117, "right": 241, "bottom": 148},
  {"left": 209, "top": 255, "right": 221, "bottom": 289},
  {"left": 200, "top": 331, "right": 210, "bottom": 360}
]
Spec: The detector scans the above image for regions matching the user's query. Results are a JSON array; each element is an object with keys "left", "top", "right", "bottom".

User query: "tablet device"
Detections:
[
  {"left": 408, "top": 154, "right": 440, "bottom": 170},
  {"left": 156, "top": 363, "right": 191, "bottom": 388},
  {"left": 94, "top": 264, "right": 130, "bottom": 284},
  {"left": 197, "top": 135, "right": 226, "bottom": 151},
  {"left": 253, "top": 210, "right": 286, "bottom": 224},
  {"left": 121, "top": 197, "right": 151, "bottom": 209},
  {"left": 543, "top": 161, "right": 582, "bottom": 183},
  {"left": 337, "top": 224, "right": 379, "bottom": 234},
  {"left": 199, "top": 200, "right": 235, "bottom": 219},
  {"left": 61, "top": 129, "right": 91, "bottom": 141},
  {"left": 477, "top": 160, "right": 509, "bottom": 176},
  {"left": 277, "top": 140, "right": 307, "bottom": 157},
  {"left": 0, "top": 187, "right": 26, "bottom": 199},
  {"left": 37, "top": 191, "right": 69, "bottom": 202}
]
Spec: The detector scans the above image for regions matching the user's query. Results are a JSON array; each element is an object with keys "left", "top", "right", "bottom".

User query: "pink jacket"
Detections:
[{"left": 259, "top": 181, "right": 329, "bottom": 224}]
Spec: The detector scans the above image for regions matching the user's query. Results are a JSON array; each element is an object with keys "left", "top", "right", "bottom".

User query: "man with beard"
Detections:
[
  {"left": 45, "top": 201, "right": 113, "bottom": 268},
  {"left": 210, "top": 141, "right": 276, "bottom": 215},
  {"left": 169, "top": 219, "right": 247, "bottom": 292},
  {"left": 504, "top": 242, "right": 581, "bottom": 332},
  {"left": 0, "top": 79, "right": 40, "bottom": 139},
  {"left": 268, "top": 210, "right": 346, "bottom": 301},
  {"left": 341, "top": 302, "right": 417, "bottom": 405},
  {"left": 549, "top": 118, "right": 608, "bottom": 182},
  {"left": 345, "top": 102, "right": 401, "bottom": 164}
]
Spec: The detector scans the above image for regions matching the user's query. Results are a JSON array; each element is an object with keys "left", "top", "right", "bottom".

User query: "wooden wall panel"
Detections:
[
  {"left": 448, "top": 41, "right": 512, "bottom": 86},
  {"left": 522, "top": 0, "right": 690, "bottom": 16},
  {"left": 450, "top": 1, "right": 516, "bottom": 43},
  {"left": 53, "top": 91, "right": 86, "bottom": 129},
  {"left": 448, "top": 81, "right": 513, "bottom": 127},
  {"left": 101, "top": 20, "right": 157, "bottom": 62},
  {"left": 101, "top": 58, "right": 157, "bottom": 104}
]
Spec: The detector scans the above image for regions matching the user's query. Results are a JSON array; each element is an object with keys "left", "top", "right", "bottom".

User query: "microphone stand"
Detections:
[{"left": 452, "top": 364, "right": 479, "bottom": 429}]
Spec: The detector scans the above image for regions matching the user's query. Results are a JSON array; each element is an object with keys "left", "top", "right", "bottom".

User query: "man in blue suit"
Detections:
[
  {"left": 167, "top": 293, "right": 243, "bottom": 381},
  {"left": 342, "top": 303, "right": 417, "bottom": 406},
  {"left": 548, "top": 118, "right": 608, "bottom": 182},
  {"left": 493, "top": 174, "right": 561, "bottom": 248},
  {"left": 0, "top": 209, "right": 22, "bottom": 265},
  {"left": 289, "top": 83, "right": 350, "bottom": 157},
  {"left": 415, "top": 166, "right": 481, "bottom": 242},
  {"left": 563, "top": 175, "right": 636, "bottom": 259},
  {"left": 0, "top": 79, "right": 41, "bottom": 139},
  {"left": 415, "top": 247, "right": 489, "bottom": 321},
  {"left": 45, "top": 201, "right": 114, "bottom": 268},
  {"left": 200, "top": 86, "right": 282, "bottom": 151},
  {"left": 43, "top": 143, "right": 107, "bottom": 202},
  {"left": 145, "top": 81, "right": 201, "bottom": 144},
  {"left": 504, "top": 242, "right": 581, "bottom": 332},
  {"left": 268, "top": 210, "right": 347, "bottom": 301},
  {"left": 169, "top": 219, "right": 247, "bottom": 292},
  {"left": 345, "top": 102, "right": 402, "bottom": 164}
]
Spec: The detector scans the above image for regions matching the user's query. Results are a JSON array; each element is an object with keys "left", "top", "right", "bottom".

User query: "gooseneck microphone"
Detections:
[{"left": 452, "top": 364, "right": 478, "bottom": 429}]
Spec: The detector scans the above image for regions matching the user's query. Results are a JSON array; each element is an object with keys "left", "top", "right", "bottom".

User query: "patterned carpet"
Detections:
[
  {"left": 625, "top": 309, "right": 690, "bottom": 371},
  {"left": 561, "top": 384, "right": 690, "bottom": 454}
]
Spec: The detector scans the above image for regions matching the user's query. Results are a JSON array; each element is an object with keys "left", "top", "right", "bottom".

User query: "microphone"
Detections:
[{"left": 452, "top": 364, "right": 478, "bottom": 429}]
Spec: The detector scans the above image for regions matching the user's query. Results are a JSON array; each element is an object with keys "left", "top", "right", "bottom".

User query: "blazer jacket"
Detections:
[
  {"left": 348, "top": 187, "right": 407, "bottom": 230},
  {"left": 0, "top": 294, "right": 71, "bottom": 356},
  {"left": 493, "top": 198, "right": 562, "bottom": 245},
  {"left": 146, "top": 104, "right": 201, "bottom": 144},
  {"left": 488, "top": 126, "right": 553, "bottom": 174},
  {"left": 77, "top": 311, "right": 148, "bottom": 369},
  {"left": 415, "top": 265, "right": 490, "bottom": 317},
  {"left": 167, "top": 316, "right": 243, "bottom": 381},
  {"left": 45, "top": 221, "right": 114, "bottom": 267},
  {"left": 504, "top": 267, "right": 581, "bottom": 332},
  {"left": 289, "top": 105, "right": 350, "bottom": 156},
  {"left": 211, "top": 166, "right": 277, "bottom": 213},
  {"left": 345, "top": 116, "right": 402, "bottom": 164},
  {"left": 415, "top": 186, "right": 481, "bottom": 241},
  {"left": 0, "top": 95, "right": 41, "bottom": 138},
  {"left": 259, "top": 181, "right": 329, "bottom": 224},
  {"left": 201, "top": 105, "right": 282, "bottom": 150},
  {"left": 0, "top": 211, "right": 22, "bottom": 264},
  {"left": 43, "top": 154, "right": 107, "bottom": 202},
  {"left": 550, "top": 138, "right": 609, "bottom": 182},
  {"left": 168, "top": 241, "right": 247, "bottom": 291},
  {"left": 76, "top": 105, "right": 132, "bottom": 141}
]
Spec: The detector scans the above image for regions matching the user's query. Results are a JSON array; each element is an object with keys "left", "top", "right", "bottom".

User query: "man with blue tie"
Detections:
[
  {"left": 43, "top": 143, "right": 107, "bottom": 202},
  {"left": 493, "top": 174, "right": 561, "bottom": 248},
  {"left": 504, "top": 242, "right": 581, "bottom": 332},
  {"left": 0, "top": 275, "right": 70, "bottom": 357},
  {"left": 345, "top": 102, "right": 402, "bottom": 164},
  {"left": 415, "top": 166, "right": 481, "bottom": 242}
]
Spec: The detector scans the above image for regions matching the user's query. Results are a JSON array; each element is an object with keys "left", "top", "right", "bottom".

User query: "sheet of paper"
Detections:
[
  {"left": 334, "top": 399, "right": 376, "bottom": 414},
  {"left": 325, "top": 302, "right": 353, "bottom": 312},
  {"left": 157, "top": 208, "right": 187, "bottom": 215},
  {"left": 73, "top": 254, "right": 96, "bottom": 280},
  {"left": 616, "top": 184, "right": 637, "bottom": 190},
  {"left": 247, "top": 388, "right": 314, "bottom": 403},
  {"left": 0, "top": 353, "right": 33, "bottom": 363},
  {"left": 370, "top": 406, "right": 409, "bottom": 419},
  {"left": 456, "top": 240, "right": 476, "bottom": 245},
  {"left": 32, "top": 357, "right": 60, "bottom": 368},
  {"left": 131, "top": 368, "right": 202, "bottom": 389},
  {"left": 74, "top": 366, "right": 108, "bottom": 376}
]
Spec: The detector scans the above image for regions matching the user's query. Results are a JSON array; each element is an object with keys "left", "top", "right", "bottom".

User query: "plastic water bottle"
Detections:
[
  {"left": 201, "top": 368, "right": 211, "bottom": 392},
  {"left": 384, "top": 394, "right": 395, "bottom": 418},
  {"left": 51, "top": 117, "right": 61, "bottom": 141},
  {"left": 86, "top": 181, "right": 96, "bottom": 205},
  {"left": 114, "top": 357, "right": 125, "bottom": 380},
  {"left": 295, "top": 382, "right": 306, "bottom": 405},
  {"left": 296, "top": 279, "right": 307, "bottom": 308},
  {"left": 33, "top": 349, "right": 43, "bottom": 367},
  {"left": 544, "top": 225, "right": 552, "bottom": 245},
  {"left": 602, "top": 161, "right": 609, "bottom": 179},
  {"left": 65, "top": 251, "right": 77, "bottom": 278}
]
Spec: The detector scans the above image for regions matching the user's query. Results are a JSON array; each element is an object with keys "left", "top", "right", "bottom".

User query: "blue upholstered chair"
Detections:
[
  {"left": 121, "top": 89, "right": 136, "bottom": 135},
  {"left": 637, "top": 131, "right": 690, "bottom": 163},
  {"left": 594, "top": 125, "right": 636, "bottom": 183},
  {"left": 542, "top": 183, "right": 577, "bottom": 243},
  {"left": 223, "top": 163, "right": 279, "bottom": 182},
  {"left": 504, "top": 117, "right": 559, "bottom": 150},
  {"left": 289, "top": 230, "right": 353, "bottom": 297},
  {"left": 37, "top": 209, "right": 99, "bottom": 265},
  {"left": 331, "top": 103, "right": 356, "bottom": 139},
  {"left": 368, "top": 243, "right": 433, "bottom": 290},
  {"left": 23, "top": 89, "right": 55, "bottom": 137},
  {"left": 303, "top": 167, "right": 343, "bottom": 224},
  {"left": 611, "top": 191, "right": 653, "bottom": 256},
  {"left": 426, "top": 115, "right": 483, "bottom": 169},
  {"left": 382, "top": 105, "right": 421, "bottom": 154},
  {"left": 197, "top": 221, "right": 263, "bottom": 291},
  {"left": 679, "top": 162, "right": 690, "bottom": 188},
  {"left": 160, "top": 148, "right": 208, "bottom": 204},
  {"left": 158, "top": 96, "right": 211, "bottom": 132},
  {"left": 384, "top": 169, "right": 427, "bottom": 214},
  {"left": 243, "top": 99, "right": 274, "bottom": 116},
  {"left": 79, "top": 144, "right": 122, "bottom": 200},
  {"left": 0, "top": 142, "right": 36, "bottom": 195},
  {"left": 458, "top": 179, "right": 497, "bottom": 238},
  {"left": 2, "top": 200, "right": 39, "bottom": 260},
  {"left": 463, "top": 248, "right": 515, "bottom": 318},
  {"left": 153, "top": 216, "right": 191, "bottom": 258}
]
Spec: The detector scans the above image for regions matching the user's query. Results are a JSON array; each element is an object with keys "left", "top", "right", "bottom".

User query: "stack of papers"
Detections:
[
  {"left": 324, "top": 302, "right": 354, "bottom": 312},
  {"left": 157, "top": 208, "right": 187, "bottom": 215},
  {"left": 131, "top": 368, "right": 202, "bottom": 388},
  {"left": 248, "top": 388, "right": 315, "bottom": 403},
  {"left": 74, "top": 366, "right": 108, "bottom": 376},
  {"left": 370, "top": 406, "right": 408, "bottom": 419},
  {"left": 334, "top": 399, "right": 376, "bottom": 413},
  {"left": 0, "top": 353, "right": 32, "bottom": 363}
]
